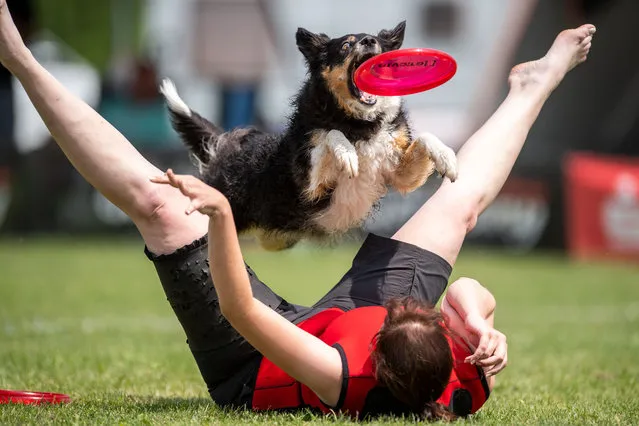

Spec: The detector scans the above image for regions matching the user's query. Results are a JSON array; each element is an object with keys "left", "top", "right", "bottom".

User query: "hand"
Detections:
[
  {"left": 463, "top": 314, "right": 508, "bottom": 377},
  {"left": 150, "top": 169, "right": 231, "bottom": 217}
]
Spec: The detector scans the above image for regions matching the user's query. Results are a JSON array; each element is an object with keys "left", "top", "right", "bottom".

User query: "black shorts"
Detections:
[{"left": 145, "top": 233, "right": 452, "bottom": 407}]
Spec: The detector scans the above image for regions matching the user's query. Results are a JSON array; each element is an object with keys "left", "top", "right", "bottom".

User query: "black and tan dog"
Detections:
[{"left": 160, "top": 21, "right": 457, "bottom": 250}]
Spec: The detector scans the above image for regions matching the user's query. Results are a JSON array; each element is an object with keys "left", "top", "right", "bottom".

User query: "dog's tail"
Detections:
[{"left": 159, "top": 78, "right": 222, "bottom": 166}]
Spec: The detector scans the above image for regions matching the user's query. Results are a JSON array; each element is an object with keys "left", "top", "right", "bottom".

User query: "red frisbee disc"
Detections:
[
  {"left": 354, "top": 48, "right": 457, "bottom": 96},
  {"left": 0, "top": 389, "right": 71, "bottom": 405}
]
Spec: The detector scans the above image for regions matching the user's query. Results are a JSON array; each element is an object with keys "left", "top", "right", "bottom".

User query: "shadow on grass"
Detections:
[
  {"left": 1, "top": 395, "right": 417, "bottom": 424},
  {"left": 119, "top": 396, "right": 417, "bottom": 423},
  {"left": 107, "top": 395, "right": 216, "bottom": 412},
  {"left": 91, "top": 395, "right": 343, "bottom": 422}
]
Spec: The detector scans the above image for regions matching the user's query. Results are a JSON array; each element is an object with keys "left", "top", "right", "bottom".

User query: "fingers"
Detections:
[
  {"left": 150, "top": 169, "right": 194, "bottom": 196},
  {"left": 476, "top": 345, "right": 504, "bottom": 366},
  {"left": 484, "top": 351, "right": 508, "bottom": 377},
  {"left": 185, "top": 199, "right": 203, "bottom": 215},
  {"left": 150, "top": 169, "right": 229, "bottom": 217},
  {"left": 149, "top": 174, "right": 171, "bottom": 184},
  {"left": 154, "top": 170, "right": 200, "bottom": 213},
  {"left": 150, "top": 169, "right": 178, "bottom": 186},
  {"left": 476, "top": 342, "right": 507, "bottom": 368},
  {"left": 465, "top": 331, "right": 493, "bottom": 364},
  {"left": 481, "top": 334, "right": 500, "bottom": 362},
  {"left": 466, "top": 330, "right": 507, "bottom": 367},
  {"left": 471, "top": 333, "right": 508, "bottom": 377},
  {"left": 164, "top": 169, "right": 186, "bottom": 193}
]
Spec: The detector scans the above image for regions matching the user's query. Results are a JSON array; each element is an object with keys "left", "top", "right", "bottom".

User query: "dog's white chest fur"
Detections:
[{"left": 309, "top": 128, "right": 399, "bottom": 232}]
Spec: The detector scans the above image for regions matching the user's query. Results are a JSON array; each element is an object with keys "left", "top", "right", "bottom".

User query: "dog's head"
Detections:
[{"left": 296, "top": 21, "right": 406, "bottom": 120}]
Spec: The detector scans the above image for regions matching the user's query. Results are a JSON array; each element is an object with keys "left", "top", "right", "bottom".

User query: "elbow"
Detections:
[
  {"left": 219, "top": 298, "right": 254, "bottom": 328},
  {"left": 449, "top": 277, "right": 496, "bottom": 311},
  {"left": 219, "top": 301, "right": 239, "bottom": 324},
  {"left": 438, "top": 187, "right": 482, "bottom": 234},
  {"left": 218, "top": 298, "right": 239, "bottom": 324},
  {"left": 483, "top": 289, "right": 497, "bottom": 317},
  {"left": 219, "top": 303, "right": 232, "bottom": 322},
  {"left": 469, "top": 278, "right": 497, "bottom": 316},
  {"left": 448, "top": 276, "right": 482, "bottom": 294}
]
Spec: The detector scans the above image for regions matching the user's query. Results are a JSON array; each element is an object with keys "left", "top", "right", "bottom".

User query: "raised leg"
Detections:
[
  {"left": 0, "top": 1, "right": 207, "bottom": 254},
  {"left": 393, "top": 24, "right": 596, "bottom": 267}
]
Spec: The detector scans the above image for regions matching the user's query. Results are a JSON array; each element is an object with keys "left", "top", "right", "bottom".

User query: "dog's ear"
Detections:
[
  {"left": 296, "top": 28, "right": 330, "bottom": 67},
  {"left": 378, "top": 21, "right": 406, "bottom": 51}
]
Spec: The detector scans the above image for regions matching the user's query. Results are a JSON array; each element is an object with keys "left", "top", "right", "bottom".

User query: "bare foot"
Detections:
[
  {"left": 509, "top": 24, "right": 596, "bottom": 94},
  {"left": 0, "top": 0, "right": 30, "bottom": 71}
]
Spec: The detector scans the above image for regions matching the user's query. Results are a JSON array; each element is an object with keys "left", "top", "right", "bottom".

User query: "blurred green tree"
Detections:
[{"left": 34, "top": 0, "right": 143, "bottom": 71}]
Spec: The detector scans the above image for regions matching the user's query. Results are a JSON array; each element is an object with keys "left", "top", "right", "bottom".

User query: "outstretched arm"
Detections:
[{"left": 152, "top": 170, "right": 344, "bottom": 406}]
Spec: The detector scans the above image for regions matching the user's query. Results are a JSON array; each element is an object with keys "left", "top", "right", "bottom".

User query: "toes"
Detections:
[
  {"left": 573, "top": 25, "right": 595, "bottom": 43},
  {"left": 581, "top": 35, "right": 593, "bottom": 46},
  {"left": 337, "top": 151, "right": 359, "bottom": 178},
  {"left": 446, "top": 163, "right": 458, "bottom": 182},
  {"left": 345, "top": 154, "right": 359, "bottom": 178},
  {"left": 440, "top": 151, "right": 458, "bottom": 182}
]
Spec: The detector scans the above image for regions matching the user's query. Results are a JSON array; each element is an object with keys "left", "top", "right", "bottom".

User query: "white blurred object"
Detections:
[
  {"left": 256, "top": 0, "right": 531, "bottom": 144},
  {"left": 12, "top": 32, "right": 101, "bottom": 155},
  {"left": 137, "top": 0, "right": 536, "bottom": 143},
  {"left": 143, "top": 0, "right": 219, "bottom": 124},
  {"left": 603, "top": 173, "right": 639, "bottom": 250}
]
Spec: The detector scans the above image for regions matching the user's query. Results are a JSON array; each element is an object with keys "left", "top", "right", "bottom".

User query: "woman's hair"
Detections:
[{"left": 371, "top": 297, "right": 457, "bottom": 422}]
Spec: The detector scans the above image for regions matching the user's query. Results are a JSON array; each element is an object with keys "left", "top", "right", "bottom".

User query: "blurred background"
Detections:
[
  {"left": 0, "top": 0, "right": 638, "bottom": 261},
  {"left": 2, "top": 4, "right": 638, "bottom": 422}
]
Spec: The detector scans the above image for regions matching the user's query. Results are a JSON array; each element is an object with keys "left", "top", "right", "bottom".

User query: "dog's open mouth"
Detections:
[{"left": 349, "top": 53, "right": 378, "bottom": 106}]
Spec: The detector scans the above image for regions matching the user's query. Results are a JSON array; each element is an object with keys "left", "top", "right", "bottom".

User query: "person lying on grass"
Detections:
[{"left": 0, "top": 0, "right": 595, "bottom": 420}]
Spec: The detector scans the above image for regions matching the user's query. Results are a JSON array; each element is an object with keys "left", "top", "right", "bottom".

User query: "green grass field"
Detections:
[{"left": 1, "top": 237, "right": 638, "bottom": 425}]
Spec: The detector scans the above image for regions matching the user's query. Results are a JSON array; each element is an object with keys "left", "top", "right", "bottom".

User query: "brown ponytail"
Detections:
[
  {"left": 372, "top": 297, "right": 457, "bottom": 422},
  {"left": 422, "top": 401, "right": 457, "bottom": 422}
]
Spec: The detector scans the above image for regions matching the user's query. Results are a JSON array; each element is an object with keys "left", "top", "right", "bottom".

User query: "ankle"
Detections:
[
  {"left": 1, "top": 46, "right": 35, "bottom": 79},
  {"left": 508, "top": 73, "right": 556, "bottom": 103}
]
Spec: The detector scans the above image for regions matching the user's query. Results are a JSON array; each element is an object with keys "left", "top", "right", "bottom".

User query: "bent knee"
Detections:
[
  {"left": 462, "top": 207, "right": 479, "bottom": 234},
  {"left": 437, "top": 188, "right": 481, "bottom": 234},
  {"left": 133, "top": 185, "right": 209, "bottom": 255}
]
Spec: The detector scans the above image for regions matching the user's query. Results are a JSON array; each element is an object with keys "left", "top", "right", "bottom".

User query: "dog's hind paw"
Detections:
[
  {"left": 418, "top": 132, "right": 458, "bottom": 182},
  {"left": 327, "top": 130, "right": 359, "bottom": 178}
]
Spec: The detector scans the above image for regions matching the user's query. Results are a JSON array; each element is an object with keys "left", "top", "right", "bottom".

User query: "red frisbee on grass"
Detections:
[
  {"left": 354, "top": 48, "right": 457, "bottom": 97},
  {"left": 0, "top": 389, "right": 71, "bottom": 405}
]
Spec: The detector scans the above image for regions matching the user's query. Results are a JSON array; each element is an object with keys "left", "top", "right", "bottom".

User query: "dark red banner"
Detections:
[{"left": 564, "top": 152, "right": 639, "bottom": 261}]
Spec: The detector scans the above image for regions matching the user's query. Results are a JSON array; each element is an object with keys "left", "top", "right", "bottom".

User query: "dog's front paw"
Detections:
[
  {"left": 418, "top": 132, "right": 458, "bottom": 182},
  {"left": 327, "top": 130, "right": 359, "bottom": 178},
  {"left": 335, "top": 148, "right": 359, "bottom": 178}
]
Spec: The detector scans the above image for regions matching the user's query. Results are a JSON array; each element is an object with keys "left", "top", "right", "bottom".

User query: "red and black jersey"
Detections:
[{"left": 252, "top": 306, "right": 490, "bottom": 418}]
